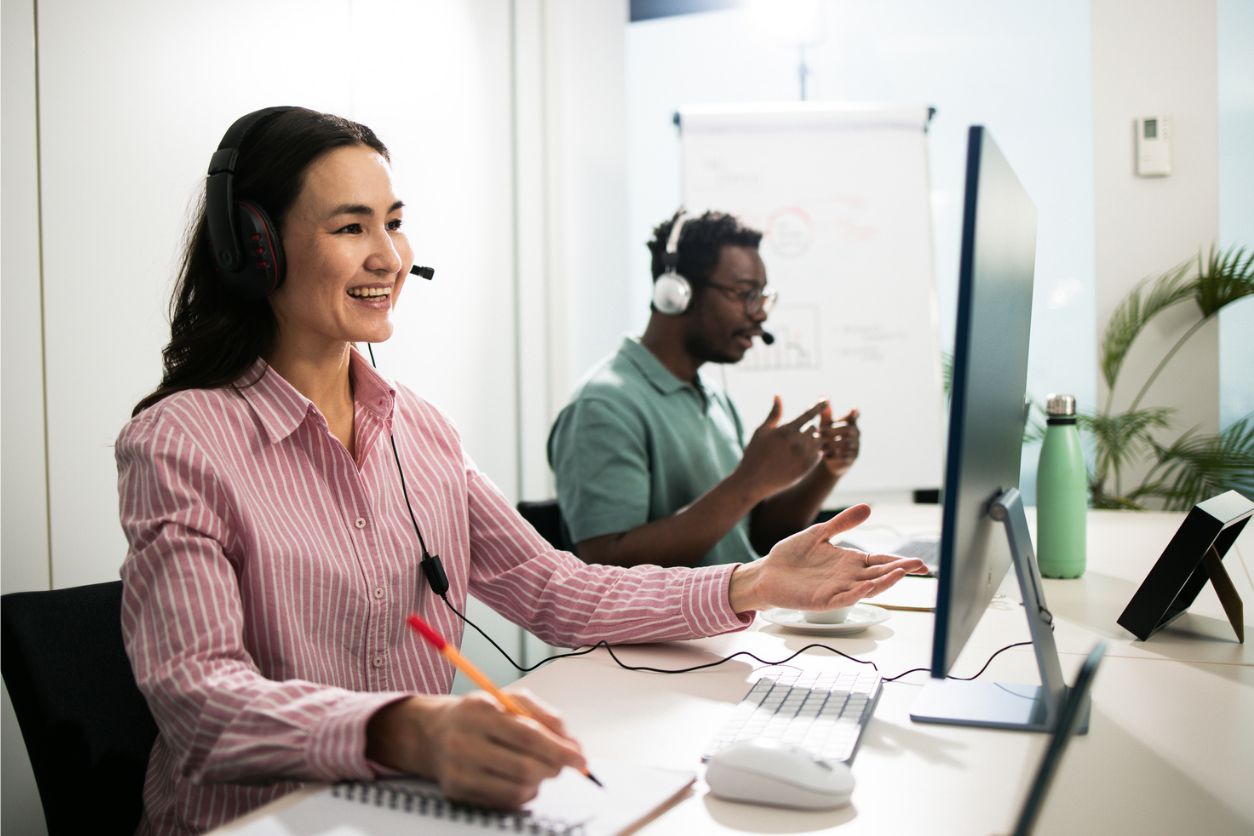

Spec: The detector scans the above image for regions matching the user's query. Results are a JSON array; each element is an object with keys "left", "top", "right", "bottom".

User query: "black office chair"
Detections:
[
  {"left": 2, "top": 580, "right": 158, "bottom": 836},
  {"left": 516, "top": 499, "right": 574, "bottom": 552}
]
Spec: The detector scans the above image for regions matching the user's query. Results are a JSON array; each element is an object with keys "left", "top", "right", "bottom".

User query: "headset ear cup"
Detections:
[
  {"left": 226, "top": 200, "right": 285, "bottom": 300},
  {"left": 652, "top": 271, "right": 692, "bottom": 315}
]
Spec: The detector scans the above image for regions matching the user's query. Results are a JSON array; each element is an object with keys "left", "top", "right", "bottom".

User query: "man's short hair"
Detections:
[{"left": 647, "top": 210, "right": 763, "bottom": 284}]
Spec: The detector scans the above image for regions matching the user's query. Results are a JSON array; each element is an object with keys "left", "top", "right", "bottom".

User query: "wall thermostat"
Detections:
[{"left": 1135, "top": 116, "right": 1172, "bottom": 177}]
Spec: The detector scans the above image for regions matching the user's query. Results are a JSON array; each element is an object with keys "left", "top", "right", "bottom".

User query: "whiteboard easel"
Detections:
[{"left": 678, "top": 103, "right": 945, "bottom": 494}]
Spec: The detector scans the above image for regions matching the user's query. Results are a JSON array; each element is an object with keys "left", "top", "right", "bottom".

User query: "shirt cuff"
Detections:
[
  {"left": 307, "top": 691, "right": 413, "bottom": 781},
  {"left": 681, "top": 564, "right": 754, "bottom": 638}
]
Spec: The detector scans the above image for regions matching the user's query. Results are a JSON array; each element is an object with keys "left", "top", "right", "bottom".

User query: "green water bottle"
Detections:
[{"left": 1036, "top": 394, "right": 1087, "bottom": 578}]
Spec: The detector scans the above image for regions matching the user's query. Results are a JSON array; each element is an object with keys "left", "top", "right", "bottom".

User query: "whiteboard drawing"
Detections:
[
  {"left": 680, "top": 103, "right": 946, "bottom": 494},
  {"left": 739, "top": 306, "right": 820, "bottom": 372}
]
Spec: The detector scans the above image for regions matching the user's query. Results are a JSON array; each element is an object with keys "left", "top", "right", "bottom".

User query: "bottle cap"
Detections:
[{"left": 1045, "top": 394, "right": 1077, "bottom": 417}]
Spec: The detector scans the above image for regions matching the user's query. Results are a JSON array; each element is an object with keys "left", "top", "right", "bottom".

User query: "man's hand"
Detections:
[
  {"left": 366, "top": 688, "right": 587, "bottom": 809},
  {"left": 818, "top": 406, "right": 860, "bottom": 480},
  {"left": 728, "top": 504, "right": 926, "bottom": 613},
  {"left": 735, "top": 397, "right": 828, "bottom": 499}
]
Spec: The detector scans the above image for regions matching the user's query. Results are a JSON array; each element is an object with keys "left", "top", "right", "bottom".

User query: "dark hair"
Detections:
[
  {"left": 132, "top": 108, "right": 390, "bottom": 415},
  {"left": 646, "top": 210, "right": 763, "bottom": 285}
]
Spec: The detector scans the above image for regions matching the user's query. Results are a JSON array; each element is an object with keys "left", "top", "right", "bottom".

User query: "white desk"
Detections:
[
  {"left": 216, "top": 506, "right": 1254, "bottom": 835},
  {"left": 515, "top": 505, "right": 1254, "bottom": 835}
]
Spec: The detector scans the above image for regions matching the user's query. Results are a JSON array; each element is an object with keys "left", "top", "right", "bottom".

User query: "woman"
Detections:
[{"left": 117, "top": 107, "right": 922, "bottom": 835}]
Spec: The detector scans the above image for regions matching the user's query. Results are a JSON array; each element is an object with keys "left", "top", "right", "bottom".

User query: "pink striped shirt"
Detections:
[{"left": 116, "top": 351, "right": 749, "bottom": 835}]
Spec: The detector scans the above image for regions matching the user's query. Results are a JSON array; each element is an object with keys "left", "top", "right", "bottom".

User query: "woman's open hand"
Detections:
[{"left": 728, "top": 504, "right": 926, "bottom": 613}]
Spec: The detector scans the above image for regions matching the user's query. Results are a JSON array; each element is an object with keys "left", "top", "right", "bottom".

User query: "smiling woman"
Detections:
[
  {"left": 132, "top": 107, "right": 398, "bottom": 416},
  {"left": 115, "top": 106, "right": 922, "bottom": 835},
  {"left": 264, "top": 145, "right": 413, "bottom": 453}
]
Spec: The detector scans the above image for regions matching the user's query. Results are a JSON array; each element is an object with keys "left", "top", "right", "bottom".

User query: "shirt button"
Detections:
[
  {"left": 374, "top": 587, "right": 385, "bottom": 599},
  {"left": 373, "top": 656, "right": 385, "bottom": 668},
  {"left": 354, "top": 517, "right": 367, "bottom": 529}
]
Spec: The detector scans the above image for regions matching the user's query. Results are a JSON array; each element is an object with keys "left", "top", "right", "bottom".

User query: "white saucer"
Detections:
[{"left": 760, "top": 604, "right": 890, "bottom": 635}]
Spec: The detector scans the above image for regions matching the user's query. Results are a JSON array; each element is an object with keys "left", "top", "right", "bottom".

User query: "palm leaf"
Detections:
[
  {"left": 1100, "top": 259, "right": 1194, "bottom": 392},
  {"left": 1194, "top": 245, "right": 1254, "bottom": 318},
  {"left": 1079, "top": 407, "right": 1173, "bottom": 486},
  {"left": 1149, "top": 414, "right": 1254, "bottom": 511}
]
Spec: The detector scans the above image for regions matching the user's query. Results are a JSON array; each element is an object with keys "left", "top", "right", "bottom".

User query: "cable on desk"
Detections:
[{"left": 439, "top": 593, "right": 1035, "bottom": 685}]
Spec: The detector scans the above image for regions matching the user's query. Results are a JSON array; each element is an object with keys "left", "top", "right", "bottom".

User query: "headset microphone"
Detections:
[
  {"left": 761, "top": 330, "right": 776, "bottom": 346},
  {"left": 410, "top": 265, "right": 435, "bottom": 279}
]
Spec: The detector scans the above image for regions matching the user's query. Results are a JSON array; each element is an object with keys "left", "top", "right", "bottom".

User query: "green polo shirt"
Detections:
[{"left": 547, "top": 337, "right": 757, "bottom": 566}]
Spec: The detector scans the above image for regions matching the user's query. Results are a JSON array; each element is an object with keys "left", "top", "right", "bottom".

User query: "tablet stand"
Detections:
[{"left": 1117, "top": 490, "right": 1251, "bottom": 643}]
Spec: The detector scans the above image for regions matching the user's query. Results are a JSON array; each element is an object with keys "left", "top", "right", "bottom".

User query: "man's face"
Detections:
[{"left": 683, "top": 244, "right": 770, "bottom": 365}]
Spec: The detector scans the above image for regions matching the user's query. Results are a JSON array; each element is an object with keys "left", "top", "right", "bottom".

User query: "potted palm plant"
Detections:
[{"left": 1079, "top": 245, "right": 1253, "bottom": 510}]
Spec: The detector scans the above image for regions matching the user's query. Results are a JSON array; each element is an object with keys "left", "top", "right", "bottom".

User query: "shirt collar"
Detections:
[
  {"left": 235, "top": 348, "right": 398, "bottom": 445},
  {"left": 620, "top": 336, "right": 720, "bottom": 400},
  {"left": 620, "top": 337, "right": 689, "bottom": 396}
]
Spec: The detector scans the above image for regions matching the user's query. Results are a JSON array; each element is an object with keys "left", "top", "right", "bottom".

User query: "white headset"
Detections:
[{"left": 652, "top": 210, "right": 693, "bottom": 315}]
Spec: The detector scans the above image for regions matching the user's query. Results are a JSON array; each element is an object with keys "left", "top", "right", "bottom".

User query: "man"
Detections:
[{"left": 547, "top": 209, "right": 860, "bottom": 567}]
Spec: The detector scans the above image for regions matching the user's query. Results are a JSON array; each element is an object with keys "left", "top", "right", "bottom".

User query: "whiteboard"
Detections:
[{"left": 678, "top": 103, "right": 945, "bottom": 493}]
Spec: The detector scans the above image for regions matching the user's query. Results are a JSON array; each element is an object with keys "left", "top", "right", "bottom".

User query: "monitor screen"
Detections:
[
  {"left": 913, "top": 126, "right": 1083, "bottom": 733},
  {"left": 930, "top": 125, "right": 1038, "bottom": 678}
]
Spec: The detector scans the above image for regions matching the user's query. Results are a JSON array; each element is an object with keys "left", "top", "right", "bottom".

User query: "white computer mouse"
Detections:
[{"left": 705, "top": 739, "right": 855, "bottom": 810}]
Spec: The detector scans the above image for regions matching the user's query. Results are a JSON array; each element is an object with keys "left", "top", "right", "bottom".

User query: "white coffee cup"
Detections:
[{"left": 804, "top": 605, "right": 855, "bottom": 624}]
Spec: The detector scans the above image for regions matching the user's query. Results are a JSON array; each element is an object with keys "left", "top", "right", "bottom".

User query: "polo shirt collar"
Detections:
[
  {"left": 620, "top": 337, "right": 690, "bottom": 396},
  {"left": 620, "top": 336, "right": 722, "bottom": 400},
  {"left": 235, "top": 348, "right": 397, "bottom": 445}
]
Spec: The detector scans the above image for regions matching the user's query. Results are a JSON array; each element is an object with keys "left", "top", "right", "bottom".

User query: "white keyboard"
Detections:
[{"left": 703, "top": 668, "right": 883, "bottom": 763}]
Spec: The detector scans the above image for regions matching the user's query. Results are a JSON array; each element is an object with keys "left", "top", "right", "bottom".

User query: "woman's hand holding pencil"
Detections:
[{"left": 363, "top": 614, "right": 592, "bottom": 809}]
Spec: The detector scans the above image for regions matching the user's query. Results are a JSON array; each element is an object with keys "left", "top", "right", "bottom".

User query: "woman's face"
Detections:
[{"left": 269, "top": 144, "right": 413, "bottom": 354}]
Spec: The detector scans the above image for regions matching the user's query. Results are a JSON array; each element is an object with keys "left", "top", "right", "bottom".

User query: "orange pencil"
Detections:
[{"left": 406, "top": 613, "right": 603, "bottom": 787}]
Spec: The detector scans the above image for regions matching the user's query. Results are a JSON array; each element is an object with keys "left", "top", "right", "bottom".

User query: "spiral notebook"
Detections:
[{"left": 214, "top": 759, "right": 695, "bottom": 835}]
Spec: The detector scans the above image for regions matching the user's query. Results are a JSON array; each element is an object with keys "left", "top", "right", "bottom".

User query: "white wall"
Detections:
[
  {"left": 1092, "top": 0, "right": 1220, "bottom": 488},
  {"left": 540, "top": 1, "right": 633, "bottom": 420},
  {"left": 2, "top": 0, "right": 54, "bottom": 830},
  {"left": 1, "top": 0, "right": 51, "bottom": 595},
  {"left": 515, "top": 0, "right": 630, "bottom": 502}
]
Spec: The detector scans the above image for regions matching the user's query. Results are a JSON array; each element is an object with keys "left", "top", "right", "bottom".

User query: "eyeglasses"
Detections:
[{"left": 705, "top": 283, "right": 778, "bottom": 316}]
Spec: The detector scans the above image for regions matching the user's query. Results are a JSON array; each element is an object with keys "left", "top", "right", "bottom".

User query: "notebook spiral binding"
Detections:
[{"left": 331, "top": 782, "right": 585, "bottom": 835}]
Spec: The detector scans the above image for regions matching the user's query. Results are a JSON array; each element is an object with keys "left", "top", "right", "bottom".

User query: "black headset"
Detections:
[
  {"left": 206, "top": 106, "right": 296, "bottom": 300},
  {"left": 206, "top": 107, "right": 435, "bottom": 298}
]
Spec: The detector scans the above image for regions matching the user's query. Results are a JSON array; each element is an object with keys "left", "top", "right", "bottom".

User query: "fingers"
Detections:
[
  {"left": 761, "top": 395, "right": 783, "bottom": 428},
  {"left": 813, "top": 503, "right": 872, "bottom": 540},
  {"left": 815, "top": 565, "right": 910, "bottom": 610},
  {"left": 506, "top": 689, "right": 571, "bottom": 741},
  {"left": 820, "top": 412, "right": 859, "bottom": 442},
  {"left": 488, "top": 705, "right": 585, "bottom": 775},
  {"left": 818, "top": 408, "right": 860, "bottom": 468},
  {"left": 862, "top": 554, "right": 927, "bottom": 578},
  {"left": 784, "top": 400, "right": 828, "bottom": 431},
  {"left": 863, "top": 566, "right": 908, "bottom": 596},
  {"left": 814, "top": 569, "right": 904, "bottom": 607},
  {"left": 436, "top": 693, "right": 585, "bottom": 809}
]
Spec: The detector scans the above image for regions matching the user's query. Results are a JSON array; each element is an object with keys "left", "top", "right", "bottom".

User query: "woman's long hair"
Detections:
[{"left": 132, "top": 108, "right": 389, "bottom": 415}]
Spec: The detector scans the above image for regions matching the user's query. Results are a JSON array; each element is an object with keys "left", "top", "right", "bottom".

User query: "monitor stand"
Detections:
[{"left": 910, "top": 487, "right": 1088, "bottom": 733}]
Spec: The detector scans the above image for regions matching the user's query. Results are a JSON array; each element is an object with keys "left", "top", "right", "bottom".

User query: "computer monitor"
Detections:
[{"left": 910, "top": 126, "right": 1078, "bottom": 732}]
